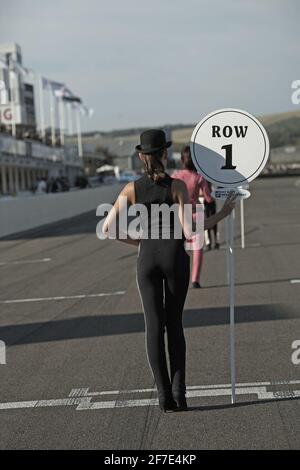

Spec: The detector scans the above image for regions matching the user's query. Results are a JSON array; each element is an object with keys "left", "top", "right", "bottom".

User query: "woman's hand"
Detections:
[
  {"left": 221, "top": 191, "right": 237, "bottom": 217},
  {"left": 204, "top": 190, "right": 237, "bottom": 230}
]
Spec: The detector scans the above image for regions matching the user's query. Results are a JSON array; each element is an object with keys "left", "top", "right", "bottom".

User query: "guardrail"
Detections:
[{"left": 261, "top": 163, "right": 300, "bottom": 177}]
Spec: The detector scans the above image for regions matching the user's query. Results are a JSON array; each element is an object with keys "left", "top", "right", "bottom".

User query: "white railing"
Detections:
[{"left": 0, "top": 183, "right": 121, "bottom": 238}]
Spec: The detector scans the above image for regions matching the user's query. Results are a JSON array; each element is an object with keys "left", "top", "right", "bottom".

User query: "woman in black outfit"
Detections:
[{"left": 102, "top": 129, "right": 236, "bottom": 412}]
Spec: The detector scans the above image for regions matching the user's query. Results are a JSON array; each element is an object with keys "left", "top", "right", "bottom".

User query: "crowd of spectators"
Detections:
[
  {"left": 31, "top": 175, "right": 70, "bottom": 194},
  {"left": 0, "top": 124, "right": 63, "bottom": 147},
  {"left": 74, "top": 175, "right": 90, "bottom": 189},
  {"left": 30, "top": 174, "right": 93, "bottom": 194}
]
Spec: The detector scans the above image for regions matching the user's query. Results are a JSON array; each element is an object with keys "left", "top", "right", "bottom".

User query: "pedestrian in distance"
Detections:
[
  {"left": 204, "top": 181, "right": 219, "bottom": 250},
  {"left": 172, "top": 145, "right": 214, "bottom": 288},
  {"left": 36, "top": 177, "right": 47, "bottom": 194},
  {"left": 102, "top": 129, "right": 236, "bottom": 412}
]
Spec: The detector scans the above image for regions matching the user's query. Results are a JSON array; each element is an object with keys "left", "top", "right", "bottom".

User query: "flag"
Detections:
[
  {"left": 42, "top": 76, "right": 65, "bottom": 92},
  {"left": 63, "top": 94, "right": 82, "bottom": 103},
  {"left": 54, "top": 86, "right": 82, "bottom": 103},
  {"left": 77, "top": 103, "right": 94, "bottom": 117}
]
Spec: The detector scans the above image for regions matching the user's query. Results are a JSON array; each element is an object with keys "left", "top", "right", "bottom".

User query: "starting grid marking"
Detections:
[
  {"left": 0, "top": 380, "right": 299, "bottom": 412},
  {"left": 0, "top": 291, "right": 126, "bottom": 304}
]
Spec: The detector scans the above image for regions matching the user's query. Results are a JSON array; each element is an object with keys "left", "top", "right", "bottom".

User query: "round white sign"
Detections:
[{"left": 190, "top": 108, "right": 270, "bottom": 187}]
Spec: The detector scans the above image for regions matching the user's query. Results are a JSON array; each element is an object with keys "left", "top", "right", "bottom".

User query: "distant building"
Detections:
[
  {"left": 0, "top": 43, "right": 36, "bottom": 129},
  {"left": 0, "top": 43, "right": 84, "bottom": 195}
]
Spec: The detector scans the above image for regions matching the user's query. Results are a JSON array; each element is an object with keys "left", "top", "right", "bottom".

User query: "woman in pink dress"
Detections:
[{"left": 172, "top": 145, "right": 213, "bottom": 288}]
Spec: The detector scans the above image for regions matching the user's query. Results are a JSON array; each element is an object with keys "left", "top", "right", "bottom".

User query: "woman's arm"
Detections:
[
  {"left": 102, "top": 182, "right": 140, "bottom": 247},
  {"left": 204, "top": 191, "right": 236, "bottom": 230},
  {"left": 174, "top": 180, "right": 236, "bottom": 235}
]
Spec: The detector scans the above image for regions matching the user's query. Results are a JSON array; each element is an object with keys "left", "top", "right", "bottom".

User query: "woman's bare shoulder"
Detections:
[
  {"left": 171, "top": 177, "right": 188, "bottom": 202},
  {"left": 119, "top": 181, "right": 135, "bottom": 204}
]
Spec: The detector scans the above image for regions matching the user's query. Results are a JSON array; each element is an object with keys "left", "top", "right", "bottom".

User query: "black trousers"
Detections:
[
  {"left": 204, "top": 200, "right": 218, "bottom": 244},
  {"left": 136, "top": 238, "right": 190, "bottom": 399}
]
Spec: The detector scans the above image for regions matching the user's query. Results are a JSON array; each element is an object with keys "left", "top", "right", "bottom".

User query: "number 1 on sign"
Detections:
[{"left": 221, "top": 144, "right": 236, "bottom": 170}]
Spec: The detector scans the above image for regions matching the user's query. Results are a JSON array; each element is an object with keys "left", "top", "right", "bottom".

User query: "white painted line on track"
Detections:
[
  {"left": 69, "top": 380, "right": 300, "bottom": 397},
  {"left": 290, "top": 279, "right": 300, "bottom": 284},
  {"left": 0, "top": 291, "right": 126, "bottom": 304},
  {"left": 0, "top": 380, "right": 299, "bottom": 412},
  {"left": 219, "top": 243, "right": 261, "bottom": 250},
  {"left": 0, "top": 258, "right": 51, "bottom": 266}
]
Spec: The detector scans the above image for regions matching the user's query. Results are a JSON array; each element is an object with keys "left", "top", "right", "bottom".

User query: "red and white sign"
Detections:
[
  {"left": 0, "top": 104, "right": 21, "bottom": 125},
  {"left": 0, "top": 105, "right": 12, "bottom": 124}
]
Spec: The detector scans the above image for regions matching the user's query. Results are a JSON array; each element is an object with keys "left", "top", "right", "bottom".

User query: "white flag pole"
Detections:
[
  {"left": 49, "top": 87, "right": 56, "bottom": 147},
  {"left": 11, "top": 92, "right": 16, "bottom": 139},
  {"left": 58, "top": 96, "right": 65, "bottom": 146},
  {"left": 8, "top": 63, "right": 18, "bottom": 185},
  {"left": 229, "top": 208, "right": 236, "bottom": 404},
  {"left": 67, "top": 103, "right": 73, "bottom": 136},
  {"left": 8, "top": 67, "right": 17, "bottom": 138},
  {"left": 240, "top": 199, "right": 245, "bottom": 249},
  {"left": 38, "top": 74, "right": 46, "bottom": 142},
  {"left": 76, "top": 107, "right": 83, "bottom": 158}
]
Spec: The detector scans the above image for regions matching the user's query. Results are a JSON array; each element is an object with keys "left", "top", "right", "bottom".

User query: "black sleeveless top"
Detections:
[{"left": 134, "top": 173, "right": 184, "bottom": 240}]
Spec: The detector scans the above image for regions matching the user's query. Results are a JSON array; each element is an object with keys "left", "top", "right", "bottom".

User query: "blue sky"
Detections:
[{"left": 0, "top": 0, "right": 299, "bottom": 131}]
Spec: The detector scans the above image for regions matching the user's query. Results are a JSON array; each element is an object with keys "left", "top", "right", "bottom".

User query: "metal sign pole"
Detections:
[
  {"left": 190, "top": 108, "right": 270, "bottom": 407},
  {"left": 229, "top": 208, "right": 236, "bottom": 404},
  {"left": 226, "top": 215, "right": 230, "bottom": 285},
  {"left": 240, "top": 198, "right": 245, "bottom": 249}
]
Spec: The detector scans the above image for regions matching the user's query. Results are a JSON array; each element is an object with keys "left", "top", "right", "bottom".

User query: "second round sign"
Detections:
[{"left": 190, "top": 108, "right": 269, "bottom": 187}]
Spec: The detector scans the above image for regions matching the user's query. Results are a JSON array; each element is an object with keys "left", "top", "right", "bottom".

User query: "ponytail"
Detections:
[
  {"left": 181, "top": 145, "right": 196, "bottom": 172},
  {"left": 143, "top": 149, "right": 165, "bottom": 182}
]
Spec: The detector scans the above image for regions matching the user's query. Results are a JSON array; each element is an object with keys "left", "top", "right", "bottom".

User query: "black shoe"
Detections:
[
  {"left": 206, "top": 244, "right": 212, "bottom": 251},
  {"left": 173, "top": 395, "right": 188, "bottom": 411},
  {"left": 192, "top": 282, "right": 201, "bottom": 289},
  {"left": 158, "top": 397, "right": 177, "bottom": 413},
  {"left": 214, "top": 242, "right": 220, "bottom": 250}
]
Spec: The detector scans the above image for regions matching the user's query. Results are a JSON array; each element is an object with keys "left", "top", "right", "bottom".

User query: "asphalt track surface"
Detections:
[{"left": 0, "top": 176, "right": 299, "bottom": 450}]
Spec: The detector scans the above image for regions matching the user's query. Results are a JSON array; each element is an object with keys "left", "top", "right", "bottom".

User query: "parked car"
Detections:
[
  {"left": 88, "top": 175, "right": 103, "bottom": 187},
  {"left": 118, "top": 171, "right": 139, "bottom": 183}
]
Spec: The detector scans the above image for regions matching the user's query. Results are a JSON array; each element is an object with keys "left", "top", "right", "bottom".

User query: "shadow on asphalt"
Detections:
[
  {"left": 1, "top": 303, "right": 298, "bottom": 346},
  {"left": 0, "top": 212, "right": 256, "bottom": 241},
  {"left": 199, "top": 277, "right": 297, "bottom": 289},
  {"left": 0, "top": 210, "right": 98, "bottom": 240},
  {"left": 184, "top": 395, "right": 300, "bottom": 412}
]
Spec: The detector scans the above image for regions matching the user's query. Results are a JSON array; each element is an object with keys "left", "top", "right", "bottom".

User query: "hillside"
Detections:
[
  {"left": 82, "top": 109, "right": 300, "bottom": 152},
  {"left": 171, "top": 110, "right": 300, "bottom": 150}
]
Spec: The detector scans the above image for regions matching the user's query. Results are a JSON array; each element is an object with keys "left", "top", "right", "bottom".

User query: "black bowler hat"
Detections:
[{"left": 135, "top": 129, "right": 172, "bottom": 154}]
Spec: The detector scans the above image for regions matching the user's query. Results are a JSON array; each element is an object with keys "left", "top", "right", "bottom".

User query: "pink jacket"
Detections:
[{"left": 172, "top": 169, "right": 213, "bottom": 206}]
